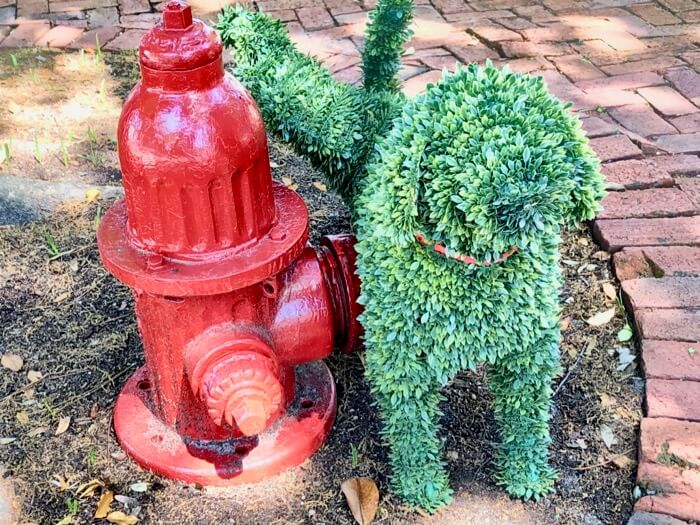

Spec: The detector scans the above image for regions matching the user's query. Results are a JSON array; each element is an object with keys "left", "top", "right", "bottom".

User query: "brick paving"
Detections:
[{"left": 2, "top": 0, "right": 700, "bottom": 522}]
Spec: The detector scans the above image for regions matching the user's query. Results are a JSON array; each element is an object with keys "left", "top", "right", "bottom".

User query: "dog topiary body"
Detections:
[
  {"left": 354, "top": 65, "right": 604, "bottom": 510},
  {"left": 217, "top": 6, "right": 604, "bottom": 512}
]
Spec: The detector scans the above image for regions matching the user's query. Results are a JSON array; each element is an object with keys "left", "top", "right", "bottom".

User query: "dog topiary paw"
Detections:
[{"left": 498, "top": 465, "right": 557, "bottom": 501}]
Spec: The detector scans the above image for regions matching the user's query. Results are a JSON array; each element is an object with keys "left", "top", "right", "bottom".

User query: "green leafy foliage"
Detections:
[
  {"left": 362, "top": 0, "right": 414, "bottom": 93},
  {"left": 218, "top": 3, "right": 606, "bottom": 513},
  {"left": 216, "top": 6, "right": 402, "bottom": 199},
  {"left": 353, "top": 65, "right": 604, "bottom": 510}
]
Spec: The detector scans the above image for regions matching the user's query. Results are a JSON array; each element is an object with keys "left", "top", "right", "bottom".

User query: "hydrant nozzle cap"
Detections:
[{"left": 139, "top": 0, "right": 222, "bottom": 72}]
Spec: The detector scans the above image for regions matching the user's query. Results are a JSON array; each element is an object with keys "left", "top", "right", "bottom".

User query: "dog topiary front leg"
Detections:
[
  {"left": 488, "top": 336, "right": 559, "bottom": 500},
  {"left": 369, "top": 372, "right": 452, "bottom": 512}
]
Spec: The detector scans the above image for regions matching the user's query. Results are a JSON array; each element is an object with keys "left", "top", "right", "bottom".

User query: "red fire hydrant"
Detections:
[{"left": 97, "top": 1, "right": 361, "bottom": 485}]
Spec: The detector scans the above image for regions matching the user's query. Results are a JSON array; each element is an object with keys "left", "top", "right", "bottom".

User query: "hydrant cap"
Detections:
[{"left": 139, "top": 0, "right": 222, "bottom": 71}]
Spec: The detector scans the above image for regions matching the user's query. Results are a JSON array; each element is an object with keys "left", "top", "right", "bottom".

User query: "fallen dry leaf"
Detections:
[
  {"left": 27, "top": 370, "right": 43, "bottom": 383},
  {"left": 611, "top": 454, "right": 633, "bottom": 469},
  {"left": 53, "top": 291, "right": 71, "bottom": 303},
  {"left": 560, "top": 317, "right": 571, "bottom": 331},
  {"left": 51, "top": 475, "right": 70, "bottom": 491},
  {"left": 27, "top": 426, "right": 48, "bottom": 437},
  {"left": 56, "top": 516, "right": 73, "bottom": 525},
  {"left": 281, "top": 176, "right": 298, "bottom": 191},
  {"left": 602, "top": 282, "right": 617, "bottom": 301},
  {"left": 15, "top": 411, "right": 29, "bottom": 426},
  {"left": 312, "top": 181, "right": 327, "bottom": 192},
  {"left": 85, "top": 188, "right": 101, "bottom": 202},
  {"left": 2, "top": 353, "right": 23, "bottom": 372},
  {"left": 95, "top": 490, "right": 114, "bottom": 518},
  {"left": 599, "top": 424, "right": 618, "bottom": 449},
  {"left": 106, "top": 511, "right": 139, "bottom": 525},
  {"left": 55, "top": 416, "right": 71, "bottom": 436},
  {"left": 0, "top": 437, "right": 17, "bottom": 445},
  {"left": 341, "top": 477, "right": 379, "bottom": 525},
  {"left": 591, "top": 250, "right": 610, "bottom": 261},
  {"left": 76, "top": 479, "right": 104, "bottom": 499},
  {"left": 586, "top": 308, "right": 616, "bottom": 327},
  {"left": 129, "top": 482, "right": 150, "bottom": 493}
]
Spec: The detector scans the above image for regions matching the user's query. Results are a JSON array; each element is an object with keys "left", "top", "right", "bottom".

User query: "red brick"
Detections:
[
  {"left": 67, "top": 25, "right": 120, "bottom": 49},
  {"left": 120, "top": 13, "right": 160, "bottom": 29},
  {"left": 444, "top": 9, "right": 512, "bottom": 23},
  {"left": 469, "top": 23, "right": 522, "bottom": 42},
  {"left": 600, "top": 188, "right": 696, "bottom": 219},
  {"left": 639, "top": 86, "right": 698, "bottom": 117},
  {"left": 642, "top": 246, "right": 700, "bottom": 277},
  {"left": 323, "top": 51, "right": 360, "bottom": 73},
  {"left": 118, "top": 0, "right": 149, "bottom": 14},
  {"left": 642, "top": 340, "right": 700, "bottom": 380},
  {"left": 655, "top": 133, "right": 700, "bottom": 154},
  {"left": 497, "top": 16, "right": 536, "bottom": 31},
  {"left": 636, "top": 417, "right": 700, "bottom": 522},
  {"left": 601, "top": 159, "right": 675, "bottom": 189},
  {"left": 613, "top": 249, "right": 655, "bottom": 281},
  {"left": 630, "top": 4, "right": 681, "bottom": 25},
  {"left": 653, "top": 154, "right": 700, "bottom": 175},
  {"left": 500, "top": 56, "right": 553, "bottom": 74},
  {"left": 297, "top": 6, "right": 335, "bottom": 30},
  {"left": 636, "top": 308, "right": 700, "bottom": 341},
  {"left": 623, "top": 277, "right": 700, "bottom": 309},
  {"left": 646, "top": 378, "right": 700, "bottom": 421},
  {"left": 628, "top": 512, "right": 692, "bottom": 525},
  {"left": 581, "top": 115, "right": 618, "bottom": 138},
  {"left": 265, "top": 9, "right": 297, "bottom": 22},
  {"left": 421, "top": 54, "right": 458, "bottom": 70},
  {"left": 589, "top": 135, "right": 642, "bottom": 162},
  {"left": 333, "top": 10, "right": 366, "bottom": 25},
  {"left": 680, "top": 9, "right": 700, "bottom": 22},
  {"left": 431, "top": 0, "right": 470, "bottom": 15},
  {"left": 550, "top": 54, "right": 604, "bottom": 82},
  {"left": 665, "top": 67, "right": 700, "bottom": 107},
  {"left": 104, "top": 28, "right": 146, "bottom": 49},
  {"left": 678, "top": 177, "right": 700, "bottom": 207},
  {"left": 50, "top": 0, "right": 116, "bottom": 12},
  {"left": 583, "top": 89, "right": 646, "bottom": 109},
  {"left": 519, "top": 24, "right": 570, "bottom": 42},
  {"left": 576, "top": 71, "right": 664, "bottom": 92},
  {"left": 500, "top": 40, "right": 570, "bottom": 58},
  {"left": 445, "top": 44, "right": 498, "bottom": 64},
  {"left": 670, "top": 114, "right": 700, "bottom": 134},
  {"left": 609, "top": 104, "right": 677, "bottom": 137},
  {"left": 0, "top": 20, "right": 49, "bottom": 46},
  {"left": 636, "top": 461, "right": 700, "bottom": 523},
  {"left": 333, "top": 65, "right": 361, "bottom": 84},
  {"left": 16, "top": 0, "right": 46, "bottom": 17},
  {"left": 34, "top": 24, "right": 82, "bottom": 47},
  {"left": 600, "top": 31, "right": 647, "bottom": 52},
  {"left": 640, "top": 416, "right": 700, "bottom": 465},
  {"left": 324, "top": 0, "right": 361, "bottom": 11},
  {"left": 537, "top": 70, "right": 597, "bottom": 110},
  {"left": 601, "top": 57, "right": 684, "bottom": 76},
  {"left": 402, "top": 69, "right": 442, "bottom": 97},
  {"left": 592, "top": 216, "right": 700, "bottom": 251}
]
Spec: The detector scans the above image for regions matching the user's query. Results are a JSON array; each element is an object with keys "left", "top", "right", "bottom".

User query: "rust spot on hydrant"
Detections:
[{"left": 97, "top": 2, "right": 362, "bottom": 485}]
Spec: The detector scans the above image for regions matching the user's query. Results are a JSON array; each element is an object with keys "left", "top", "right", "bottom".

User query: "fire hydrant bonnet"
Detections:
[{"left": 139, "top": 0, "right": 222, "bottom": 72}]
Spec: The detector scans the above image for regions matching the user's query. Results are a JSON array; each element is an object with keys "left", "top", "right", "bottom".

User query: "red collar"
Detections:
[{"left": 414, "top": 233, "right": 517, "bottom": 266}]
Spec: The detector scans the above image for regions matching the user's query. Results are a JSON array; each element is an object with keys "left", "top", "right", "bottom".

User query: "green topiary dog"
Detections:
[
  {"left": 354, "top": 65, "right": 604, "bottom": 510},
  {"left": 218, "top": 4, "right": 605, "bottom": 512}
]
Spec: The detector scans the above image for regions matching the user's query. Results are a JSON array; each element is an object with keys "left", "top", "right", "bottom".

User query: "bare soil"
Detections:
[{"left": 0, "top": 48, "right": 642, "bottom": 525}]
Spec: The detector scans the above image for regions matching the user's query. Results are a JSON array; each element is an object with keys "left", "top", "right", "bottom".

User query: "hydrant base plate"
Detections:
[{"left": 113, "top": 362, "right": 336, "bottom": 485}]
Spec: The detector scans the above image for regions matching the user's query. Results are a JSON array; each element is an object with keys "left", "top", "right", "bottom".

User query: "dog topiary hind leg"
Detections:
[
  {"left": 371, "top": 378, "right": 452, "bottom": 512},
  {"left": 488, "top": 337, "right": 559, "bottom": 500}
]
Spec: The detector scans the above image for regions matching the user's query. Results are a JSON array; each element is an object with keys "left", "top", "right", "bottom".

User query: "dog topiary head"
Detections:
[{"left": 362, "top": 63, "right": 605, "bottom": 262}]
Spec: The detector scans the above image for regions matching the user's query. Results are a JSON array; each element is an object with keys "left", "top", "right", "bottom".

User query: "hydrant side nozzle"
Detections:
[{"left": 317, "top": 234, "right": 363, "bottom": 354}]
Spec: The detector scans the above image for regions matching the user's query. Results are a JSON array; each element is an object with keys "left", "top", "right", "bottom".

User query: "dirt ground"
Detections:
[{"left": 0, "top": 48, "right": 642, "bottom": 525}]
